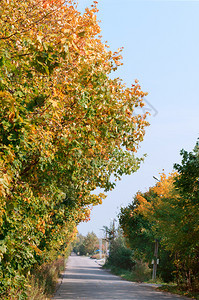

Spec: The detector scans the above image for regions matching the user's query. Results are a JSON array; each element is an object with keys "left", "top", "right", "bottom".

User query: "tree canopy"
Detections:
[
  {"left": 119, "top": 140, "right": 199, "bottom": 290},
  {"left": 0, "top": 0, "right": 149, "bottom": 297}
]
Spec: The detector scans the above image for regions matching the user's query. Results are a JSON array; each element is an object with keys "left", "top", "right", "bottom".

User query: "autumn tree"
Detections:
[
  {"left": 137, "top": 168, "right": 199, "bottom": 290},
  {"left": 119, "top": 189, "right": 175, "bottom": 282},
  {"left": 0, "top": 0, "right": 149, "bottom": 297},
  {"left": 120, "top": 141, "right": 199, "bottom": 290}
]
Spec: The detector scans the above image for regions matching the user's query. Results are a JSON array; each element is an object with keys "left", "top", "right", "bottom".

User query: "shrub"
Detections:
[
  {"left": 132, "top": 260, "right": 151, "bottom": 282},
  {"left": 107, "top": 237, "right": 135, "bottom": 270},
  {"left": 2, "top": 257, "right": 65, "bottom": 300}
]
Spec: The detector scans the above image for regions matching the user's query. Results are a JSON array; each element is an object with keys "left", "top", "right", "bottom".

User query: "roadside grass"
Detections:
[
  {"left": 103, "top": 264, "right": 198, "bottom": 300},
  {"left": 103, "top": 262, "right": 151, "bottom": 283},
  {"left": 4, "top": 256, "right": 66, "bottom": 300},
  {"left": 26, "top": 256, "right": 65, "bottom": 299},
  {"left": 157, "top": 285, "right": 199, "bottom": 300}
]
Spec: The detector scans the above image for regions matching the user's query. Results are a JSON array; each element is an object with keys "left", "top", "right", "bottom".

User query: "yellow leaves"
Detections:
[
  {"left": 8, "top": 112, "right": 15, "bottom": 123},
  {"left": 70, "top": 40, "right": 79, "bottom": 52},
  {"left": 60, "top": 37, "right": 68, "bottom": 44},
  {"left": 0, "top": 177, "right": 8, "bottom": 196},
  {"left": 37, "top": 219, "right": 46, "bottom": 234},
  {"left": 23, "top": 197, "right": 31, "bottom": 204},
  {"left": 140, "top": 101, "right": 145, "bottom": 108},
  {"left": 0, "top": 204, "right": 5, "bottom": 226},
  {"left": 31, "top": 125, "right": 37, "bottom": 135},
  {"left": 0, "top": 1, "right": 150, "bottom": 286},
  {"left": 152, "top": 172, "right": 178, "bottom": 199},
  {"left": 88, "top": 148, "right": 94, "bottom": 155},
  {"left": 63, "top": 28, "right": 71, "bottom": 34},
  {"left": 135, "top": 193, "right": 152, "bottom": 216},
  {"left": 98, "top": 192, "right": 106, "bottom": 200},
  {"left": 135, "top": 172, "right": 181, "bottom": 228},
  {"left": 30, "top": 243, "right": 42, "bottom": 255},
  {"left": 0, "top": 91, "right": 15, "bottom": 107},
  {"left": 0, "top": 162, "right": 13, "bottom": 197},
  {"left": 37, "top": 34, "right": 43, "bottom": 44},
  {"left": 49, "top": 99, "right": 58, "bottom": 107}
]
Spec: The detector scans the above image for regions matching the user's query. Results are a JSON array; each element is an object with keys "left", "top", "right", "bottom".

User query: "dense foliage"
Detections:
[
  {"left": 103, "top": 223, "right": 151, "bottom": 282},
  {"left": 119, "top": 141, "right": 199, "bottom": 290},
  {"left": 0, "top": 0, "right": 149, "bottom": 297},
  {"left": 119, "top": 190, "right": 175, "bottom": 283},
  {"left": 107, "top": 235, "right": 134, "bottom": 270}
]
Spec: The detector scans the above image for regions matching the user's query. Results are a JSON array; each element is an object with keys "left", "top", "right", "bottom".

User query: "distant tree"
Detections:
[
  {"left": 73, "top": 234, "right": 85, "bottom": 254},
  {"left": 174, "top": 140, "right": 199, "bottom": 202},
  {"left": 102, "top": 219, "right": 117, "bottom": 244},
  {"left": 73, "top": 232, "right": 98, "bottom": 255},
  {"left": 119, "top": 194, "right": 154, "bottom": 262},
  {"left": 83, "top": 232, "right": 99, "bottom": 255}
]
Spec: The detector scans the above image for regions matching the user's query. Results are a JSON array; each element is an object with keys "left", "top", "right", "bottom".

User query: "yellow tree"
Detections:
[
  {"left": 136, "top": 169, "right": 199, "bottom": 291},
  {"left": 0, "top": 0, "right": 149, "bottom": 296}
]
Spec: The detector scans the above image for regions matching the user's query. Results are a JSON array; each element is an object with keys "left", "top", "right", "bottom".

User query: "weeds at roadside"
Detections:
[
  {"left": 103, "top": 260, "right": 151, "bottom": 283},
  {"left": 103, "top": 263, "right": 198, "bottom": 300},
  {"left": 3, "top": 256, "right": 66, "bottom": 300},
  {"left": 26, "top": 256, "right": 65, "bottom": 299},
  {"left": 158, "top": 285, "right": 199, "bottom": 300}
]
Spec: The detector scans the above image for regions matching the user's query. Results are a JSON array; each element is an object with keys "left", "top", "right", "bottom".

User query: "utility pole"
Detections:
[
  {"left": 152, "top": 239, "right": 159, "bottom": 280},
  {"left": 152, "top": 175, "right": 160, "bottom": 280}
]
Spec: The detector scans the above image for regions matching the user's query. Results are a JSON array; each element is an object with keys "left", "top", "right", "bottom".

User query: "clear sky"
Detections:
[{"left": 77, "top": 0, "right": 199, "bottom": 237}]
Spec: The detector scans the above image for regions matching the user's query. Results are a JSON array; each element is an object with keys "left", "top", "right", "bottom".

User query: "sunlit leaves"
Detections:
[
  {"left": 0, "top": 0, "right": 149, "bottom": 296},
  {"left": 120, "top": 141, "right": 199, "bottom": 290}
]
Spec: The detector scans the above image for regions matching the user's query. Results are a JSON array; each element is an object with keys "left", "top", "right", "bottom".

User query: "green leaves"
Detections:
[
  {"left": 120, "top": 140, "right": 199, "bottom": 290},
  {"left": 0, "top": 0, "right": 149, "bottom": 297},
  {"left": 32, "top": 51, "right": 60, "bottom": 75}
]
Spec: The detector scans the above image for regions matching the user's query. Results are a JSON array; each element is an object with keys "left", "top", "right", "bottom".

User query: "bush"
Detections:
[
  {"left": 132, "top": 260, "right": 151, "bottom": 282},
  {"left": 2, "top": 257, "right": 65, "bottom": 300},
  {"left": 106, "top": 237, "right": 135, "bottom": 270}
]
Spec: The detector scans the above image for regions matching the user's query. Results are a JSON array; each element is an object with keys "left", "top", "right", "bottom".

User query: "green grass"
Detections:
[
  {"left": 103, "top": 264, "right": 199, "bottom": 299},
  {"left": 103, "top": 263, "right": 151, "bottom": 283},
  {"left": 158, "top": 285, "right": 199, "bottom": 300}
]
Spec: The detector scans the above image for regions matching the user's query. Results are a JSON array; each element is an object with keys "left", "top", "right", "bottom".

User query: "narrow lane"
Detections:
[{"left": 53, "top": 255, "right": 189, "bottom": 300}]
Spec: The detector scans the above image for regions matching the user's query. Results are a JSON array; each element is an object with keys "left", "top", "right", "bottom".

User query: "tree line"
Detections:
[
  {"left": 118, "top": 141, "right": 199, "bottom": 292},
  {"left": 0, "top": 0, "right": 148, "bottom": 298}
]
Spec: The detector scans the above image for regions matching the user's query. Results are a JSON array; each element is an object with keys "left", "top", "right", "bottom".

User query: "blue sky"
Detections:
[{"left": 77, "top": 0, "right": 199, "bottom": 236}]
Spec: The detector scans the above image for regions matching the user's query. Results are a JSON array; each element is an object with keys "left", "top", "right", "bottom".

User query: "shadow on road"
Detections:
[{"left": 53, "top": 256, "right": 189, "bottom": 300}]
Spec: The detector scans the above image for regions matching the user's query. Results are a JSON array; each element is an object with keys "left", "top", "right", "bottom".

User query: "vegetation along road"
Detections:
[{"left": 53, "top": 255, "right": 189, "bottom": 300}]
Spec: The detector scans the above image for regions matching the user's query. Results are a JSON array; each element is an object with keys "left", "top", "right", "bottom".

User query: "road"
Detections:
[{"left": 53, "top": 255, "right": 189, "bottom": 300}]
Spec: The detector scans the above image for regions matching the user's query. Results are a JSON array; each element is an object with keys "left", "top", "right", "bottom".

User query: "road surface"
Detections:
[{"left": 53, "top": 255, "right": 189, "bottom": 300}]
